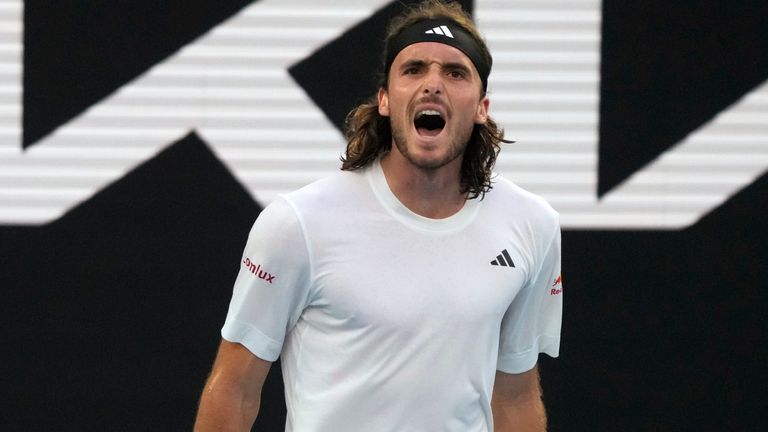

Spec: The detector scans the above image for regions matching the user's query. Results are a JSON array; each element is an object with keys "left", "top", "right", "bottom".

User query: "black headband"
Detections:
[{"left": 384, "top": 18, "right": 491, "bottom": 91}]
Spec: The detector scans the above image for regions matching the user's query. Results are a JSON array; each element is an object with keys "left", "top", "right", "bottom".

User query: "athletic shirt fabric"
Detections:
[{"left": 222, "top": 158, "right": 563, "bottom": 432}]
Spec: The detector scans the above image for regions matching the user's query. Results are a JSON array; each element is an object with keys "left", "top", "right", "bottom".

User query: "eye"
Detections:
[
  {"left": 404, "top": 67, "right": 420, "bottom": 75},
  {"left": 448, "top": 70, "right": 466, "bottom": 79}
]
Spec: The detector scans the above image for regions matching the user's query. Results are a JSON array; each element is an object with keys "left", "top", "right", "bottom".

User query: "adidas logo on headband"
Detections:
[{"left": 425, "top": 25, "right": 454, "bottom": 38}]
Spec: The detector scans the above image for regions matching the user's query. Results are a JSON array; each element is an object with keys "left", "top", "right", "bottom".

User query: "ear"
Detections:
[
  {"left": 378, "top": 88, "right": 390, "bottom": 117},
  {"left": 474, "top": 96, "right": 490, "bottom": 124}
]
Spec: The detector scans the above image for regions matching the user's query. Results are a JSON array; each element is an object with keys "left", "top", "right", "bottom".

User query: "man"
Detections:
[{"left": 195, "top": 1, "right": 562, "bottom": 431}]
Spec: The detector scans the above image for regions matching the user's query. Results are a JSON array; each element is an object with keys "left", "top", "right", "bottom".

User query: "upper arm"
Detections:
[
  {"left": 195, "top": 340, "right": 272, "bottom": 431},
  {"left": 492, "top": 364, "right": 542, "bottom": 404},
  {"left": 491, "top": 365, "right": 547, "bottom": 431},
  {"left": 222, "top": 197, "right": 313, "bottom": 362},
  {"left": 497, "top": 218, "right": 562, "bottom": 373},
  {"left": 204, "top": 339, "right": 272, "bottom": 402}
]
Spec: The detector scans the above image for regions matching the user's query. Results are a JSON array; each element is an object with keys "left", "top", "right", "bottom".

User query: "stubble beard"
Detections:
[{"left": 390, "top": 122, "right": 473, "bottom": 171}]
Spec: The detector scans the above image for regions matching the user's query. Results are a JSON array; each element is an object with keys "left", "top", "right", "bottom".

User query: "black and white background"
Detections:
[{"left": 1, "top": 0, "right": 766, "bottom": 430}]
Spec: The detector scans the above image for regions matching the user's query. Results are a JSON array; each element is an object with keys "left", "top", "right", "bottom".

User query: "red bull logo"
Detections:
[{"left": 550, "top": 274, "right": 563, "bottom": 295}]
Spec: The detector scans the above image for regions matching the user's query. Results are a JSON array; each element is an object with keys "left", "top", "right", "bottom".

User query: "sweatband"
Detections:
[{"left": 384, "top": 18, "right": 491, "bottom": 91}]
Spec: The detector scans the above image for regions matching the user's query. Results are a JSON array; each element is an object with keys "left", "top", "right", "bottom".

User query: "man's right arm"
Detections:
[{"left": 194, "top": 339, "right": 273, "bottom": 432}]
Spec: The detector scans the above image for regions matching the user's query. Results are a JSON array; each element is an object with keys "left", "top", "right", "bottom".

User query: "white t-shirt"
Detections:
[{"left": 222, "top": 158, "right": 562, "bottom": 432}]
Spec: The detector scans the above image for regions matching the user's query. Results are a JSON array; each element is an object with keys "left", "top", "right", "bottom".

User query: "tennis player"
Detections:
[{"left": 195, "top": 1, "right": 562, "bottom": 430}]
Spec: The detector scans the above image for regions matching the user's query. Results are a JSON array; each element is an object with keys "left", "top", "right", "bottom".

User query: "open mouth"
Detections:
[{"left": 414, "top": 110, "right": 446, "bottom": 137}]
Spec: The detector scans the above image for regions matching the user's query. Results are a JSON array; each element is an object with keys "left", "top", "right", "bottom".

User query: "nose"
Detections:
[{"left": 421, "top": 66, "right": 444, "bottom": 95}]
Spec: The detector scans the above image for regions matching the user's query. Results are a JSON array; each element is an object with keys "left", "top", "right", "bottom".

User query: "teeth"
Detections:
[{"left": 417, "top": 110, "right": 441, "bottom": 117}]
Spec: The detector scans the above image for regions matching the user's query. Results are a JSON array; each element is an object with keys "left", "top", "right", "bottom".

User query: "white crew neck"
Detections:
[{"left": 366, "top": 157, "right": 482, "bottom": 233}]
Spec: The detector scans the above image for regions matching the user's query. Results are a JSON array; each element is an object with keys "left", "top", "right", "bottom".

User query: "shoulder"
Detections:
[
  {"left": 485, "top": 175, "right": 561, "bottom": 278},
  {"left": 280, "top": 168, "right": 369, "bottom": 214},
  {"left": 251, "top": 169, "right": 364, "bottom": 236},
  {"left": 486, "top": 174, "right": 559, "bottom": 230}
]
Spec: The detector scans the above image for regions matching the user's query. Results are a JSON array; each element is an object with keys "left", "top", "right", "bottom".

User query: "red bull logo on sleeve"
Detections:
[{"left": 550, "top": 274, "right": 563, "bottom": 295}]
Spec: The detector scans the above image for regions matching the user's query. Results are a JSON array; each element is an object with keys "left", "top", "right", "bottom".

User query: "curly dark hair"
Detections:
[{"left": 340, "top": 0, "right": 512, "bottom": 199}]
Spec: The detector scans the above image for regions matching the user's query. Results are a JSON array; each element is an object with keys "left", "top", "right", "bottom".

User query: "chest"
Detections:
[{"left": 309, "top": 226, "right": 531, "bottom": 331}]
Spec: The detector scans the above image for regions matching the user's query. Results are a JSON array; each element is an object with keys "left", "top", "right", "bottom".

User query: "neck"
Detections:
[{"left": 379, "top": 148, "right": 466, "bottom": 219}]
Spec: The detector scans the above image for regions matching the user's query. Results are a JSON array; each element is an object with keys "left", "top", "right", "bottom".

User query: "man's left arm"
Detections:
[{"left": 491, "top": 364, "right": 546, "bottom": 432}]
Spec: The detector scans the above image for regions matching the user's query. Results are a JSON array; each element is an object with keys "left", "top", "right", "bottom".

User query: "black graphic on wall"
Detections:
[
  {"left": 22, "top": 0, "right": 256, "bottom": 148},
  {"left": 0, "top": 134, "right": 284, "bottom": 429},
  {"left": 289, "top": 0, "right": 473, "bottom": 132},
  {"left": 549, "top": 170, "right": 768, "bottom": 431},
  {"left": 599, "top": 0, "right": 768, "bottom": 196}
]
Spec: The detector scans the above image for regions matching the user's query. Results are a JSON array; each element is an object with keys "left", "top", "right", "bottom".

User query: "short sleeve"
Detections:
[
  {"left": 221, "top": 197, "right": 312, "bottom": 362},
  {"left": 497, "top": 221, "right": 563, "bottom": 374}
]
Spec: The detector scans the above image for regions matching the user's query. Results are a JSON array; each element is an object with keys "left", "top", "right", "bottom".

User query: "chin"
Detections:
[
  {"left": 392, "top": 128, "right": 463, "bottom": 170},
  {"left": 406, "top": 149, "right": 460, "bottom": 171}
]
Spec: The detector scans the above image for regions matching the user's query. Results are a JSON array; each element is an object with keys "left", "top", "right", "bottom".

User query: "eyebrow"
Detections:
[
  {"left": 399, "top": 59, "right": 472, "bottom": 74},
  {"left": 442, "top": 61, "right": 472, "bottom": 74},
  {"left": 399, "top": 59, "right": 427, "bottom": 71}
]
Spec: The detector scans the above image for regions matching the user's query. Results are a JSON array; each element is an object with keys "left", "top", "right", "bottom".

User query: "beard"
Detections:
[{"left": 390, "top": 120, "right": 474, "bottom": 171}]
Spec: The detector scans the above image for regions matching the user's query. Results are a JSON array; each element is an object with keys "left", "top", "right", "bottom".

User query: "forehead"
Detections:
[{"left": 392, "top": 41, "right": 475, "bottom": 69}]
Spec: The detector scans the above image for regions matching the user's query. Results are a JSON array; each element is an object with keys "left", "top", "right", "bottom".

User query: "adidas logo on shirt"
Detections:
[
  {"left": 490, "top": 249, "right": 515, "bottom": 267},
  {"left": 425, "top": 25, "right": 454, "bottom": 38}
]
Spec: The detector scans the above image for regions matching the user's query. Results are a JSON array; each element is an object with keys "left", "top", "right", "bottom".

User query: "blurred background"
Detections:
[{"left": 1, "top": 0, "right": 766, "bottom": 430}]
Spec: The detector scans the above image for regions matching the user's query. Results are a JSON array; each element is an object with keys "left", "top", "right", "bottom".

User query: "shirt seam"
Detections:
[
  {"left": 278, "top": 195, "right": 316, "bottom": 302},
  {"left": 524, "top": 213, "right": 560, "bottom": 289}
]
